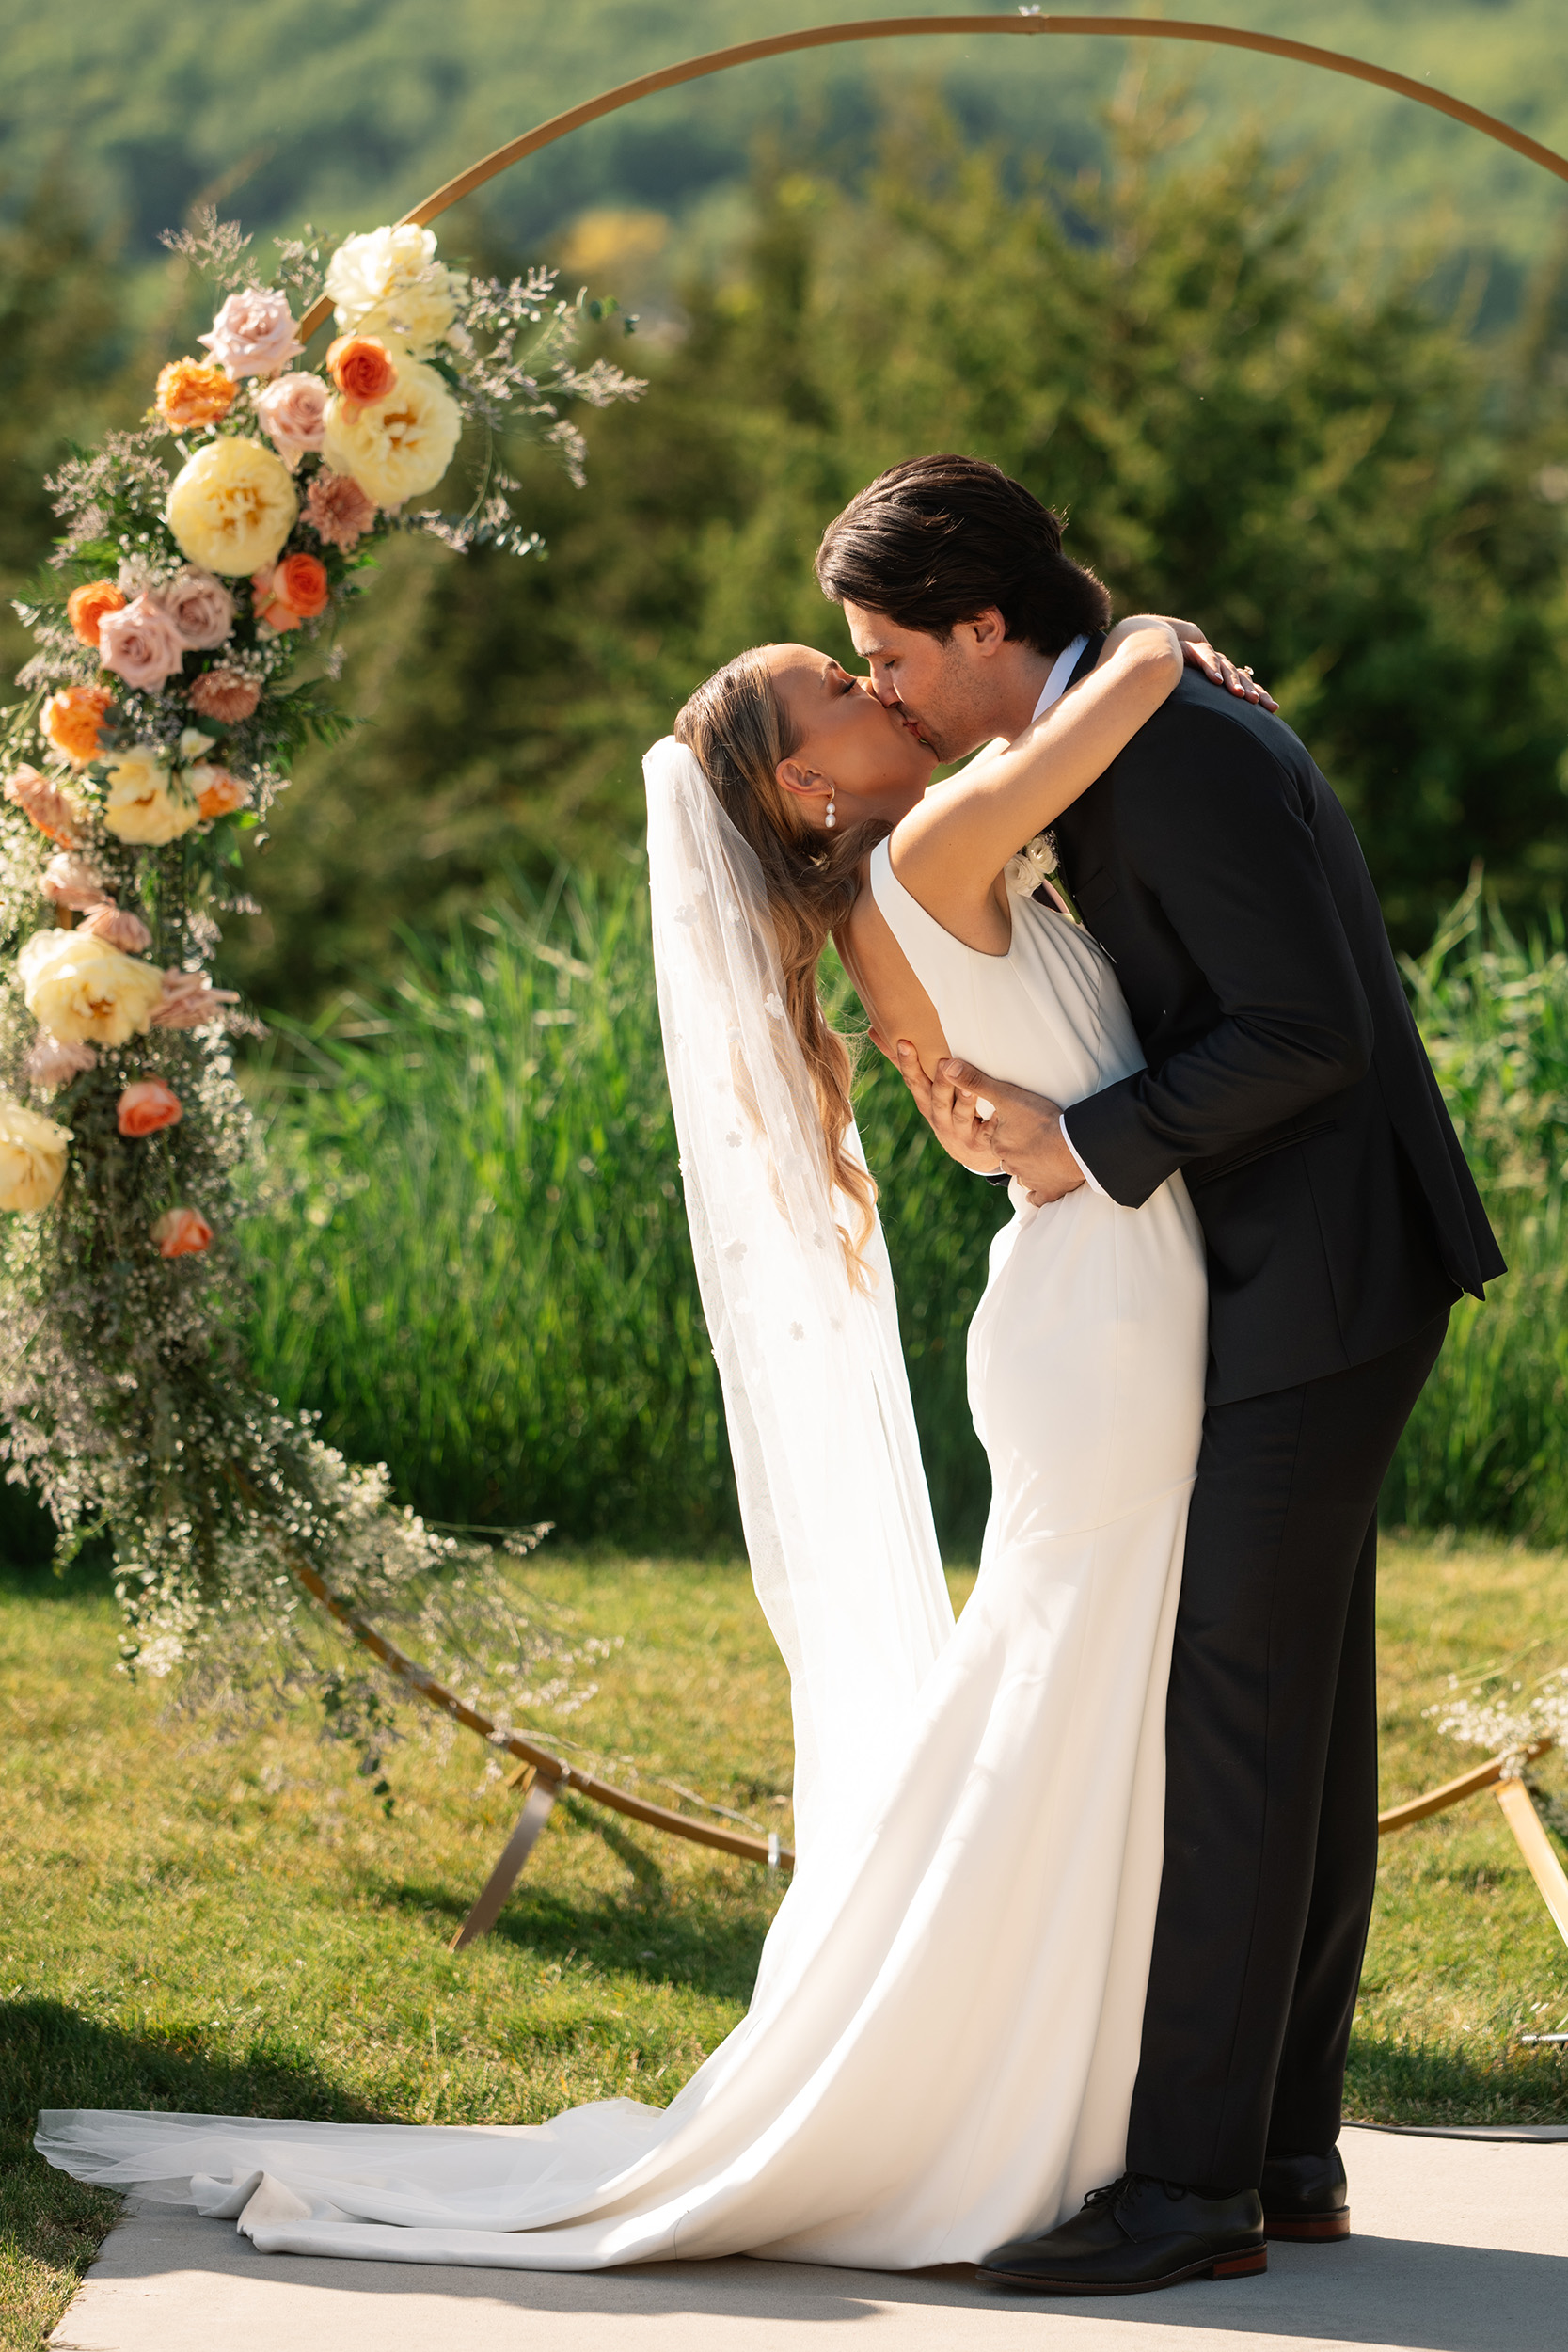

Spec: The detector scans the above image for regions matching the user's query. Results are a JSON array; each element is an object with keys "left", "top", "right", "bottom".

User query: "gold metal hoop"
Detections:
[{"left": 299, "top": 13, "right": 1568, "bottom": 342}]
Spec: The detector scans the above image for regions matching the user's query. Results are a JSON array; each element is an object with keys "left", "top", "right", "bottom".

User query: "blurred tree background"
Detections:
[{"left": 2, "top": 6, "right": 1566, "bottom": 1549}]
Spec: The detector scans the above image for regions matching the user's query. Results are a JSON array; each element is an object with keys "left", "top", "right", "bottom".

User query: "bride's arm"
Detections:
[{"left": 889, "top": 619, "right": 1183, "bottom": 938}]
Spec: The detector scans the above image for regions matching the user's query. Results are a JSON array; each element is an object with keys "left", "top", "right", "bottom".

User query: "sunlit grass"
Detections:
[{"left": 4, "top": 1534, "right": 1566, "bottom": 2344}]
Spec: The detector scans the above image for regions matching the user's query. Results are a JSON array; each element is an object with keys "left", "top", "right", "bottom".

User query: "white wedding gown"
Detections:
[{"left": 39, "top": 837, "right": 1208, "bottom": 2272}]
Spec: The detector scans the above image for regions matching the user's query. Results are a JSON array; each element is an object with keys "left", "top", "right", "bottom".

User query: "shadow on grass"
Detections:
[
  {"left": 372, "top": 1865, "right": 773, "bottom": 2009},
  {"left": 1, "top": 1998, "right": 389, "bottom": 2352},
  {"left": 1348, "top": 2027, "right": 1568, "bottom": 2126}
]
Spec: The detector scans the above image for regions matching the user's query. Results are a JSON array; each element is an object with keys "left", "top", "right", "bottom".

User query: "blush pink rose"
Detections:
[
  {"left": 152, "top": 1204, "right": 213, "bottom": 1258},
  {"left": 79, "top": 903, "right": 153, "bottom": 954},
  {"left": 256, "top": 370, "right": 331, "bottom": 468},
  {"left": 24, "top": 1033, "right": 97, "bottom": 1089},
  {"left": 153, "top": 566, "right": 235, "bottom": 650},
  {"left": 98, "top": 594, "right": 186, "bottom": 692},
  {"left": 198, "top": 288, "right": 303, "bottom": 379},
  {"left": 118, "top": 1079, "right": 183, "bottom": 1137},
  {"left": 149, "top": 968, "right": 241, "bottom": 1030}
]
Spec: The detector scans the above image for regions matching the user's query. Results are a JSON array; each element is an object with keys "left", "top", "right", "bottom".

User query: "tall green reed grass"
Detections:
[
  {"left": 244, "top": 866, "right": 1006, "bottom": 1550},
  {"left": 244, "top": 866, "right": 1563, "bottom": 1554},
  {"left": 1385, "top": 879, "right": 1568, "bottom": 1542}
]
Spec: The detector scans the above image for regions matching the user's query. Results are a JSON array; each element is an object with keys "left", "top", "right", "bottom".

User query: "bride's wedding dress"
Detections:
[{"left": 39, "top": 748, "right": 1207, "bottom": 2272}]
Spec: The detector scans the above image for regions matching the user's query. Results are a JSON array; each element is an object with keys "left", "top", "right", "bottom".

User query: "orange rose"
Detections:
[
  {"left": 152, "top": 1204, "right": 213, "bottom": 1258},
  {"left": 189, "top": 765, "right": 250, "bottom": 820},
  {"left": 66, "top": 580, "right": 128, "bottom": 649},
  {"left": 41, "top": 684, "right": 115, "bottom": 766},
  {"left": 155, "top": 358, "right": 238, "bottom": 431},
  {"left": 326, "top": 335, "right": 398, "bottom": 406},
  {"left": 275, "top": 552, "right": 329, "bottom": 619},
  {"left": 118, "top": 1079, "right": 183, "bottom": 1138},
  {"left": 251, "top": 552, "right": 328, "bottom": 633}
]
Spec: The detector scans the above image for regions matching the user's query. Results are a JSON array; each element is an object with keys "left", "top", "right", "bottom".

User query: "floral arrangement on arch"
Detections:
[{"left": 0, "top": 211, "right": 641, "bottom": 1705}]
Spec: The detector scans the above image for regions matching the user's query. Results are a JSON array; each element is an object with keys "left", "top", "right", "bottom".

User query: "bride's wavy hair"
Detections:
[{"left": 674, "top": 650, "right": 886, "bottom": 1278}]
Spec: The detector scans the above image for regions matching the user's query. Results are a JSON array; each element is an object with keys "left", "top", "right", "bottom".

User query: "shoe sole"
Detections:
[
  {"left": 1264, "top": 2209, "right": 1351, "bottom": 2242},
  {"left": 979, "top": 2246, "right": 1268, "bottom": 2296}
]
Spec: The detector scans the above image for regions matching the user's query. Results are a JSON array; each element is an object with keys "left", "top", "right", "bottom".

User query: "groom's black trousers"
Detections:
[{"left": 1124, "top": 1308, "right": 1449, "bottom": 2195}]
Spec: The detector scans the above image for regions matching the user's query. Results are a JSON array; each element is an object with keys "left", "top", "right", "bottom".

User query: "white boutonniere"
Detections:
[{"left": 1005, "top": 828, "right": 1083, "bottom": 924}]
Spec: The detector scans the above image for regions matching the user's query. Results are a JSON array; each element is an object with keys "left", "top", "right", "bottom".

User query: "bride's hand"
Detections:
[
  {"left": 894, "top": 1040, "right": 1010, "bottom": 1175},
  {"left": 1166, "top": 619, "right": 1277, "bottom": 711}
]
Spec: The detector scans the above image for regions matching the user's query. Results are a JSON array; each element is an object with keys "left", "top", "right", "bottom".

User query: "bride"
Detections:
[{"left": 40, "top": 614, "right": 1254, "bottom": 2274}]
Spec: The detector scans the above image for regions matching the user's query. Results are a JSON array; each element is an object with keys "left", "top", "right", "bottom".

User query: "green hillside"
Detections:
[{"left": 3, "top": 3, "right": 1565, "bottom": 318}]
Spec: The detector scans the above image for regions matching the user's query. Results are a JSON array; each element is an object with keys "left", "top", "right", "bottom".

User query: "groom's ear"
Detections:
[{"left": 954, "top": 608, "right": 1009, "bottom": 660}]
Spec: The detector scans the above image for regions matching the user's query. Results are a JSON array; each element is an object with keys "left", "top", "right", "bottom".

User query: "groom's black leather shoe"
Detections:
[
  {"left": 978, "top": 2172, "right": 1267, "bottom": 2296},
  {"left": 1261, "top": 2146, "right": 1350, "bottom": 2241}
]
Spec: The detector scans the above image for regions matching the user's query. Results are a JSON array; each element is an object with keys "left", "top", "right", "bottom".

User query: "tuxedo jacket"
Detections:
[{"left": 1051, "top": 641, "right": 1503, "bottom": 1406}]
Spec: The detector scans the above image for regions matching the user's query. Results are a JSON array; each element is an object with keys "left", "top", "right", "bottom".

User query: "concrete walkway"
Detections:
[{"left": 50, "top": 2125, "right": 1566, "bottom": 2352}]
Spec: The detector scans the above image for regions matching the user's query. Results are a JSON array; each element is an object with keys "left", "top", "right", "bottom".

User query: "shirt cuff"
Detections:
[{"left": 1058, "top": 1115, "right": 1108, "bottom": 1198}]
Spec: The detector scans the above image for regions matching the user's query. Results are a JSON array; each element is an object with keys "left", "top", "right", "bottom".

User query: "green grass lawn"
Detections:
[{"left": 3, "top": 1535, "right": 1566, "bottom": 2348}]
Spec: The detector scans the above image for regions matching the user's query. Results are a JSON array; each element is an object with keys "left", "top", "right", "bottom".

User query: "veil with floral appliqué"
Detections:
[{"left": 643, "top": 737, "right": 954, "bottom": 1858}]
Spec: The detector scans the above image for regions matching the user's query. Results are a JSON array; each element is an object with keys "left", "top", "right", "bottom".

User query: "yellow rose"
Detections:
[
  {"left": 166, "top": 435, "right": 299, "bottom": 577},
  {"left": 0, "top": 1097, "right": 71, "bottom": 1215},
  {"left": 103, "top": 744, "right": 201, "bottom": 846},
  {"left": 18, "top": 930, "right": 165, "bottom": 1048},
  {"left": 321, "top": 355, "right": 462, "bottom": 506}
]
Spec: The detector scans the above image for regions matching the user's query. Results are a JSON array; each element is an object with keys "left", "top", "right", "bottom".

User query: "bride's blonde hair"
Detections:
[{"left": 674, "top": 649, "right": 885, "bottom": 1272}]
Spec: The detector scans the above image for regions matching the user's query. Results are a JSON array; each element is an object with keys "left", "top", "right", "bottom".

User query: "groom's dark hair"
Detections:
[{"left": 816, "top": 453, "right": 1112, "bottom": 654}]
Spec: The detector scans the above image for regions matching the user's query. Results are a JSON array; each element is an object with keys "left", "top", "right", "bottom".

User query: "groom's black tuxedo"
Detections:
[
  {"left": 1051, "top": 645, "right": 1502, "bottom": 1402},
  {"left": 1046, "top": 640, "right": 1503, "bottom": 2196}
]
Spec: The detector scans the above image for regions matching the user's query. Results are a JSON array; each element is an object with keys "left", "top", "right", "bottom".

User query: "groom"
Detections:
[{"left": 816, "top": 454, "right": 1504, "bottom": 2295}]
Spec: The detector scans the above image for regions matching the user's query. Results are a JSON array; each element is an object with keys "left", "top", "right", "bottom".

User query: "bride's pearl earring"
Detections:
[{"left": 825, "top": 787, "right": 836, "bottom": 832}]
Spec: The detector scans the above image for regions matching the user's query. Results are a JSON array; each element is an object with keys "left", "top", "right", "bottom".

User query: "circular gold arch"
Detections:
[{"left": 300, "top": 12, "right": 1568, "bottom": 342}]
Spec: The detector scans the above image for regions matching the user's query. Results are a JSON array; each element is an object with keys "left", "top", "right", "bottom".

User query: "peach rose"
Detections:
[
  {"left": 255, "top": 371, "right": 330, "bottom": 468},
  {"left": 40, "top": 685, "right": 115, "bottom": 767},
  {"left": 40, "top": 851, "right": 109, "bottom": 911},
  {"left": 0, "top": 1098, "right": 72, "bottom": 1215},
  {"left": 326, "top": 335, "right": 399, "bottom": 406},
  {"left": 252, "top": 551, "right": 330, "bottom": 636},
  {"left": 7, "top": 762, "right": 87, "bottom": 842},
  {"left": 188, "top": 666, "right": 261, "bottom": 724},
  {"left": 118, "top": 1078, "right": 183, "bottom": 1138},
  {"left": 67, "top": 580, "right": 127, "bottom": 649},
  {"left": 79, "top": 903, "right": 152, "bottom": 954},
  {"left": 155, "top": 358, "right": 238, "bottom": 431},
  {"left": 198, "top": 288, "right": 302, "bottom": 379},
  {"left": 305, "top": 469, "right": 376, "bottom": 549},
  {"left": 250, "top": 570, "right": 302, "bottom": 635},
  {"left": 185, "top": 764, "right": 250, "bottom": 820},
  {"left": 154, "top": 567, "right": 236, "bottom": 651},
  {"left": 98, "top": 593, "right": 186, "bottom": 693},
  {"left": 152, "top": 1205, "right": 213, "bottom": 1258}
]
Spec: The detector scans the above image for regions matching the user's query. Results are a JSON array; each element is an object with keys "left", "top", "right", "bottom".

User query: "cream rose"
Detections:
[
  {"left": 325, "top": 224, "right": 466, "bottom": 358},
  {"left": 0, "top": 1097, "right": 72, "bottom": 1215},
  {"left": 18, "top": 930, "right": 165, "bottom": 1048},
  {"left": 321, "top": 355, "right": 462, "bottom": 506},
  {"left": 166, "top": 436, "right": 299, "bottom": 577},
  {"left": 103, "top": 745, "right": 201, "bottom": 847}
]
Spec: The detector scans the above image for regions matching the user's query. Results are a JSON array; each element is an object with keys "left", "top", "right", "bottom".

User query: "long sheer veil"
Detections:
[{"left": 643, "top": 738, "right": 955, "bottom": 1857}]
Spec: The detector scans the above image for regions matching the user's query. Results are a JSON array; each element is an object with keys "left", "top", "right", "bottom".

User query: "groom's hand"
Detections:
[
  {"left": 894, "top": 1041, "right": 1009, "bottom": 1175},
  {"left": 932, "top": 1057, "right": 1087, "bottom": 1205}
]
